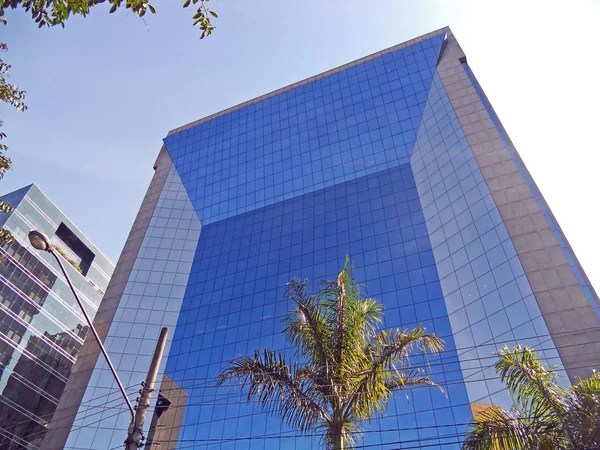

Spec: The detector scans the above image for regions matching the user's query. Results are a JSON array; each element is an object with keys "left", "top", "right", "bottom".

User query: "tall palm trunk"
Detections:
[
  {"left": 332, "top": 408, "right": 345, "bottom": 449},
  {"left": 332, "top": 430, "right": 344, "bottom": 450}
]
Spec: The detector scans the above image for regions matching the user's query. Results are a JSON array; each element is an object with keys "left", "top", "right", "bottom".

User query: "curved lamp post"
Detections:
[{"left": 28, "top": 230, "right": 135, "bottom": 422}]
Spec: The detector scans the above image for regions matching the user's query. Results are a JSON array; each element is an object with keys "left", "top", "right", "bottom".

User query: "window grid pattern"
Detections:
[
  {"left": 165, "top": 163, "right": 472, "bottom": 450},
  {"left": 63, "top": 32, "right": 580, "bottom": 449},
  {"left": 66, "top": 167, "right": 201, "bottom": 450},
  {"left": 163, "top": 35, "right": 446, "bottom": 225},
  {"left": 0, "top": 185, "right": 112, "bottom": 450},
  {"left": 410, "top": 73, "right": 562, "bottom": 408},
  {"left": 154, "top": 38, "right": 573, "bottom": 449}
]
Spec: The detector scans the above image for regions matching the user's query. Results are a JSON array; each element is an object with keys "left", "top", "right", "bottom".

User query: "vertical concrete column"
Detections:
[
  {"left": 40, "top": 147, "right": 173, "bottom": 450},
  {"left": 436, "top": 29, "right": 600, "bottom": 381}
]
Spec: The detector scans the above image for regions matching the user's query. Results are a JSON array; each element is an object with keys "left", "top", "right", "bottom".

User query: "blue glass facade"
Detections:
[
  {"left": 163, "top": 35, "right": 446, "bottom": 226},
  {"left": 411, "top": 73, "right": 561, "bottom": 407},
  {"left": 54, "top": 28, "right": 600, "bottom": 450},
  {"left": 166, "top": 162, "right": 472, "bottom": 449}
]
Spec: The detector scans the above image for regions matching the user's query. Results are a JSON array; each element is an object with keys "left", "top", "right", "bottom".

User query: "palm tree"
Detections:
[
  {"left": 463, "top": 345, "right": 600, "bottom": 450},
  {"left": 217, "top": 259, "right": 444, "bottom": 449}
]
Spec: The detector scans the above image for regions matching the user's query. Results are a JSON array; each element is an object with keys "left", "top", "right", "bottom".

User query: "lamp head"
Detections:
[{"left": 28, "top": 230, "right": 51, "bottom": 252}]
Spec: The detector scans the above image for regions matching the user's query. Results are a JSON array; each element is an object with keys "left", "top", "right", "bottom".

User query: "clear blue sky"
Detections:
[{"left": 2, "top": 0, "right": 599, "bottom": 288}]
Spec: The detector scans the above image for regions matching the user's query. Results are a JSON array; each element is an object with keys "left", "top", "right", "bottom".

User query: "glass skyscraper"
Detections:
[
  {"left": 45, "top": 27, "right": 600, "bottom": 450},
  {"left": 0, "top": 184, "right": 114, "bottom": 449}
]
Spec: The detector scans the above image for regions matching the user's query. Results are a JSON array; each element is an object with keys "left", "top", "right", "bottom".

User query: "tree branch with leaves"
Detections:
[
  {"left": 0, "top": 0, "right": 219, "bottom": 38},
  {"left": 0, "top": 41, "right": 26, "bottom": 245}
]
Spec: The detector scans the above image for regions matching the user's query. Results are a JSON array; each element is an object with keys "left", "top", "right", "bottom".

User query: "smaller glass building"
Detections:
[{"left": 0, "top": 184, "right": 114, "bottom": 450}]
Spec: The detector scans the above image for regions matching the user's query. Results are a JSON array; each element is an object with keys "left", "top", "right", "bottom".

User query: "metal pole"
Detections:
[
  {"left": 49, "top": 249, "right": 135, "bottom": 422},
  {"left": 125, "top": 327, "right": 169, "bottom": 450}
]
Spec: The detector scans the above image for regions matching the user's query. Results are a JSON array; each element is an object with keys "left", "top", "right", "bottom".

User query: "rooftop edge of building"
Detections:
[
  {"left": 166, "top": 26, "right": 451, "bottom": 138},
  {"left": 1, "top": 182, "right": 115, "bottom": 270}
]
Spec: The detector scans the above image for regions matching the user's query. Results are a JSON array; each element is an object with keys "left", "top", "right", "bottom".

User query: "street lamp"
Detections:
[
  {"left": 28, "top": 230, "right": 51, "bottom": 251},
  {"left": 27, "top": 230, "right": 135, "bottom": 423}
]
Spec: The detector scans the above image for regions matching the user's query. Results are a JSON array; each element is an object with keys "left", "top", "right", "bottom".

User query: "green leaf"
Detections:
[
  {"left": 209, "top": 10, "right": 217, "bottom": 18},
  {"left": 148, "top": 4, "right": 155, "bottom": 13},
  {"left": 109, "top": 3, "right": 117, "bottom": 13},
  {"left": 183, "top": 0, "right": 190, "bottom": 7}
]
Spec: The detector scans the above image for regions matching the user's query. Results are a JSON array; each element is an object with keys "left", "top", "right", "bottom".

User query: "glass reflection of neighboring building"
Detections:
[
  {"left": 46, "top": 27, "right": 600, "bottom": 450},
  {"left": 0, "top": 184, "right": 114, "bottom": 449}
]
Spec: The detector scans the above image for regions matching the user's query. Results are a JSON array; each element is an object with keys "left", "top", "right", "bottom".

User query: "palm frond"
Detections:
[
  {"left": 0, "top": 200, "right": 13, "bottom": 213},
  {"left": 565, "top": 371, "right": 600, "bottom": 447},
  {"left": 370, "top": 327, "right": 444, "bottom": 368},
  {"left": 465, "top": 346, "right": 600, "bottom": 450},
  {"left": 284, "top": 277, "right": 332, "bottom": 369},
  {"left": 463, "top": 406, "right": 559, "bottom": 450},
  {"left": 333, "top": 259, "right": 350, "bottom": 373},
  {"left": 0, "top": 227, "right": 13, "bottom": 246},
  {"left": 320, "top": 258, "right": 374, "bottom": 377},
  {"left": 344, "top": 328, "right": 443, "bottom": 421},
  {"left": 573, "top": 371, "right": 600, "bottom": 395},
  {"left": 217, "top": 348, "right": 330, "bottom": 432},
  {"left": 384, "top": 367, "right": 442, "bottom": 394},
  {"left": 354, "top": 297, "right": 383, "bottom": 337},
  {"left": 495, "top": 346, "right": 566, "bottom": 419}
]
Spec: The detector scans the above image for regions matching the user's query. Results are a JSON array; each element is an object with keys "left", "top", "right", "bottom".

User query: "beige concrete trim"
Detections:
[
  {"left": 40, "top": 147, "right": 174, "bottom": 450},
  {"left": 436, "top": 30, "right": 600, "bottom": 382}
]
